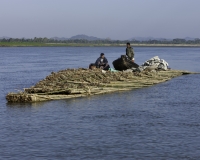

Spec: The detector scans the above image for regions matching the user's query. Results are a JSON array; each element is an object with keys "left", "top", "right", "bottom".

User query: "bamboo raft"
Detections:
[{"left": 6, "top": 68, "right": 197, "bottom": 103}]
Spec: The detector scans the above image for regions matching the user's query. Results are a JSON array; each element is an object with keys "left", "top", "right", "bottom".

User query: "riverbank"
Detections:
[{"left": 1, "top": 42, "right": 200, "bottom": 47}]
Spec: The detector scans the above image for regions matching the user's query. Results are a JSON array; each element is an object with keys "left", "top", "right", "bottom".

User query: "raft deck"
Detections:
[{"left": 6, "top": 68, "right": 197, "bottom": 103}]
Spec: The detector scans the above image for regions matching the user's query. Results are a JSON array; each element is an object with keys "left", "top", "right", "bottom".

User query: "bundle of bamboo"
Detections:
[{"left": 6, "top": 68, "right": 197, "bottom": 103}]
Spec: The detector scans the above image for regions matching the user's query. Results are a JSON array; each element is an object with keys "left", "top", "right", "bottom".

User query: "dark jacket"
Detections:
[
  {"left": 95, "top": 57, "right": 108, "bottom": 68},
  {"left": 126, "top": 47, "right": 134, "bottom": 60}
]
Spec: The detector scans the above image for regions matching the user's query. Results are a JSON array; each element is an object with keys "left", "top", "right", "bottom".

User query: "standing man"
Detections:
[
  {"left": 126, "top": 42, "right": 135, "bottom": 62},
  {"left": 95, "top": 53, "right": 110, "bottom": 70}
]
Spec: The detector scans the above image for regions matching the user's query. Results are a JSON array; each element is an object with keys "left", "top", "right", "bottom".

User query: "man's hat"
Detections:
[{"left": 100, "top": 53, "right": 104, "bottom": 56}]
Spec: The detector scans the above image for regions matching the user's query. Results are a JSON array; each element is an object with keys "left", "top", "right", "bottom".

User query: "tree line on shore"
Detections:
[{"left": 0, "top": 37, "right": 200, "bottom": 44}]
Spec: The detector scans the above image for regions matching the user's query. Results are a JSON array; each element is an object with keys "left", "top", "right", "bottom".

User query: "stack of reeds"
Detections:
[{"left": 6, "top": 68, "right": 196, "bottom": 103}]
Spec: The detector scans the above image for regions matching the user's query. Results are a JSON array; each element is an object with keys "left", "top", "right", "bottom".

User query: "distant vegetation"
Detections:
[{"left": 0, "top": 37, "right": 200, "bottom": 47}]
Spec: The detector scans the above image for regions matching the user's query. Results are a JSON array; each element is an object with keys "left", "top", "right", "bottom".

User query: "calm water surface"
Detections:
[{"left": 0, "top": 47, "right": 200, "bottom": 160}]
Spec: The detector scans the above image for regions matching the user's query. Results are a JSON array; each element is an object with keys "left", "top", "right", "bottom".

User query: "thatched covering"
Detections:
[{"left": 6, "top": 68, "right": 197, "bottom": 103}]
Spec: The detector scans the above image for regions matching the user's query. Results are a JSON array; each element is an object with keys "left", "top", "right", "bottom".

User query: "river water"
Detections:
[{"left": 0, "top": 47, "right": 200, "bottom": 160}]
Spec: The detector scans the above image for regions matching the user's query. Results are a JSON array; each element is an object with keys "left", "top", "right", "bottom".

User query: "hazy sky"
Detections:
[{"left": 0, "top": 0, "right": 200, "bottom": 40}]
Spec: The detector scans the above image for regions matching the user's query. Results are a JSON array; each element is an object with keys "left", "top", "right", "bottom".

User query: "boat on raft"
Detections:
[{"left": 6, "top": 67, "right": 198, "bottom": 103}]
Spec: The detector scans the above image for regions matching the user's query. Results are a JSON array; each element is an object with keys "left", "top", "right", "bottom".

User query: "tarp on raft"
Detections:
[
  {"left": 112, "top": 55, "right": 139, "bottom": 71},
  {"left": 137, "top": 56, "right": 169, "bottom": 72}
]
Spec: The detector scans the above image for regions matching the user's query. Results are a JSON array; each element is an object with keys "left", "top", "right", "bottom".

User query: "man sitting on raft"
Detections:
[{"left": 95, "top": 53, "right": 110, "bottom": 70}]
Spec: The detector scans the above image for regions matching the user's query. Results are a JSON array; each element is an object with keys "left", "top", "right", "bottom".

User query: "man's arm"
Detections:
[
  {"left": 95, "top": 58, "right": 101, "bottom": 67},
  {"left": 102, "top": 58, "right": 108, "bottom": 69},
  {"left": 104, "top": 58, "right": 108, "bottom": 64},
  {"left": 126, "top": 48, "right": 128, "bottom": 58}
]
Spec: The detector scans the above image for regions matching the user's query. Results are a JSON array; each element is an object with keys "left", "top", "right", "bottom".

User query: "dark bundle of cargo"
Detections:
[{"left": 112, "top": 55, "right": 139, "bottom": 71}]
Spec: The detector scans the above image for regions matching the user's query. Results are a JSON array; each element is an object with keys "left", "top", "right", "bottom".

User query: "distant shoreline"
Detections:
[{"left": 0, "top": 42, "right": 200, "bottom": 47}]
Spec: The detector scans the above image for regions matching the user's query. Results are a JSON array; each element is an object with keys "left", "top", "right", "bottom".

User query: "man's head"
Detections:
[
  {"left": 100, "top": 53, "right": 105, "bottom": 58},
  {"left": 126, "top": 42, "right": 130, "bottom": 47}
]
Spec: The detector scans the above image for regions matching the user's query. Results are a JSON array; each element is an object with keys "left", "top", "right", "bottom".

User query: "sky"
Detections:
[{"left": 0, "top": 0, "right": 200, "bottom": 40}]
